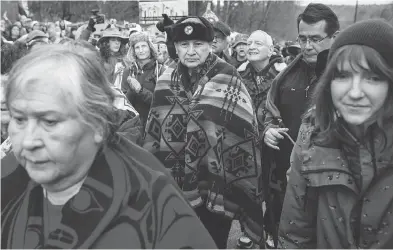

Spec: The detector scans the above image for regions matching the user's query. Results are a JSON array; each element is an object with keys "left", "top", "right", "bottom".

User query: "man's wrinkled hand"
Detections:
[{"left": 264, "top": 127, "right": 289, "bottom": 150}]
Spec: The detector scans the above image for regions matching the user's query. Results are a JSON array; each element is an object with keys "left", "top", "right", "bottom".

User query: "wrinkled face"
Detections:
[
  {"left": 246, "top": 32, "right": 272, "bottom": 62},
  {"left": 175, "top": 40, "right": 211, "bottom": 69},
  {"left": 298, "top": 20, "right": 333, "bottom": 65},
  {"left": 8, "top": 66, "right": 102, "bottom": 189},
  {"left": 235, "top": 43, "right": 247, "bottom": 58},
  {"left": 109, "top": 37, "right": 121, "bottom": 53},
  {"left": 212, "top": 31, "right": 228, "bottom": 54},
  {"left": 11, "top": 26, "right": 20, "bottom": 37},
  {"left": 134, "top": 41, "right": 150, "bottom": 60},
  {"left": 331, "top": 55, "right": 389, "bottom": 126}
]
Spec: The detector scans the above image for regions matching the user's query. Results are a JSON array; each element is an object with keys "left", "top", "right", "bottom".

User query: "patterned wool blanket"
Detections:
[{"left": 143, "top": 53, "right": 264, "bottom": 243}]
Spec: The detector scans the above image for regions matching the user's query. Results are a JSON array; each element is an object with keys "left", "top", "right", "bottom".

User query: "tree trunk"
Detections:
[
  {"left": 217, "top": 0, "right": 221, "bottom": 19},
  {"left": 224, "top": 1, "right": 231, "bottom": 23}
]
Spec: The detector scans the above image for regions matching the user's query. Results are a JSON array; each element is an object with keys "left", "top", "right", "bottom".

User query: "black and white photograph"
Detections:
[{"left": 1, "top": 0, "right": 393, "bottom": 248}]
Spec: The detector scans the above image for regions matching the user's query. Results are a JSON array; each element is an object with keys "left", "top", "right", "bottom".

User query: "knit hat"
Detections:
[
  {"left": 126, "top": 31, "right": 157, "bottom": 65},
  {"left": 212, "top": 20, "right": 231, "bottom": 37},
  {"left": 171, "top": 16, "right": 214, "bottom": 42},
  {"left": 328, "top": 19, "right": 393, "bottom": 67},
  {"left": 232, "top": 33, "right": 249, "bottom": 48}
]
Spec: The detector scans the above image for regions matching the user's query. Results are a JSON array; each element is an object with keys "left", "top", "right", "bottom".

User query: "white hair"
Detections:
[{"left": 248, "top": 30, "right": 273, "bottom": 47}]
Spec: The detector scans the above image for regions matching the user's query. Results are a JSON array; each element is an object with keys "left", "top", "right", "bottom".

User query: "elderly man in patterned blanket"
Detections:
[{"left": 143, "top": 16, "right": 264, "bottom": 248}]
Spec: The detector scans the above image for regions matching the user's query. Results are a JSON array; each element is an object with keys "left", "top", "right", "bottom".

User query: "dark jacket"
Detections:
[
  {"left": 121, "top": 60, "right": 165, "bottom": 126},
  {"left": 262, "top": 54, "right": 316, "bottom": 188},
  {"left": 261, "top": 54, "right": 315, "bottom": 245},
  {"left": 279, "top": 116, "right": 393, "bottom": 249},
  {"left": 217, "top": 51, "right": 238, "bottom": 67}
]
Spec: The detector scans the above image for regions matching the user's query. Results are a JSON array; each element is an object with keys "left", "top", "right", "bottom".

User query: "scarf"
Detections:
[{"left": 143, "top": 53, "right": 264, "bottom": 244}]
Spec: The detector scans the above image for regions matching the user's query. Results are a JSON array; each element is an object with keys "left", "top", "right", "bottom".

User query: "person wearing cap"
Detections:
[
  {"left": 279, "top": 19, "right": 393, "bottom": 249},
  {"left": 128, "top": 23, "right": 142, "bottom": 36},
  {"left": 121, "top": 31, "right": 165, "bottom": 129},
  {"left": 97, "top": 28, "right": 129, "bottom": 86},
  {"left": 262, "top": 4, "right": 340, "bottom": 247},
  {"left": 282, "top": 41, "right": 301, "bottom": 64},
  {"left": 30, "top": 21, "right": 40, "bottom": 31},
  {"left": 211, "top": 20, "right": 237, "bottom": 66},
  {"left": 1, "top": 29, "right": 49, "bottom": 75},
  {"left": 26, "top": 30, "right": 49, "bottom": 49},
  {"left": 153, "top": 34, "right": 173, "bottom": 66},
  {"left": 143, "top": 16, "right": 263, "bottom": 248},
  {"left": 231, "top": 33, "right": 249, "bottom": 69}
]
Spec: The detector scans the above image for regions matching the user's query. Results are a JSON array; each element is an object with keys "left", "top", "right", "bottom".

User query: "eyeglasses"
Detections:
[{"left": 297, "top": 35, "right": 329, "bottom": 45}]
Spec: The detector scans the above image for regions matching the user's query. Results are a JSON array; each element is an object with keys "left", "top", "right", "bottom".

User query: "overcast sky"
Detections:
[
  {"left": 211, "top": 0, "right": 392, "bottom": 6},
  {"left": 299, "top": 0, "right": 392, "bottom": 5}
]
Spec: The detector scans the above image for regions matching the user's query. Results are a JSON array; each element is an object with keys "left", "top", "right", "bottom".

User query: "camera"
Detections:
[{"left": 91, "top": 9, "right": 105, "bottom": 24}]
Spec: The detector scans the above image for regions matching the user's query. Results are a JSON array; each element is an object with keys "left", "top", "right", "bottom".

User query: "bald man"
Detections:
[{"left": 236, "top": 30, "right": 283, "bottom": 248}]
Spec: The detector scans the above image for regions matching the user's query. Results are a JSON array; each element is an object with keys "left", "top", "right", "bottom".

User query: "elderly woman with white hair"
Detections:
[{"left": 1, "top": 44, "right": 217, "bottom": 249}]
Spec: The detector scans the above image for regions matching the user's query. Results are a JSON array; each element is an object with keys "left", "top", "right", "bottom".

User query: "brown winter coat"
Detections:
[{"left": 278, "top": 116, "right": 393, "bottom": 249}]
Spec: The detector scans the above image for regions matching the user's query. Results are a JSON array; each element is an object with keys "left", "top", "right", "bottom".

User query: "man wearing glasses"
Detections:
[{"left": 261, "top": 3, "right": 339, "bottom": 247}]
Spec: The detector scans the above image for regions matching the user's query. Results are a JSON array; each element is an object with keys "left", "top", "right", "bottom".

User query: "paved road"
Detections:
[
  {"left": 227, "top": 220, "right": 263, "bottom": 249},
  {"left": 227, "top": 220, "right": 242, "bottom": 249}
]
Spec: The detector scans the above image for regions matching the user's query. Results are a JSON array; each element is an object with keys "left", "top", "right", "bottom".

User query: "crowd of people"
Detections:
[{"left": 1, "top": 2, "right": 393, "bottom": 249}]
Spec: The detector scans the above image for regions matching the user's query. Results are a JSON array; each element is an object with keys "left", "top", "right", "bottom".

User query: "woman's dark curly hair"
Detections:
[{"left": 99, "top": 38, "right": 127, "bottom": 62}]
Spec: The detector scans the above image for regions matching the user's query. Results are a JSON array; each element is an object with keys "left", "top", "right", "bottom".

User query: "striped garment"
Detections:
[{"left": 143, "top": 53, "right": 264, "bottom": 243}]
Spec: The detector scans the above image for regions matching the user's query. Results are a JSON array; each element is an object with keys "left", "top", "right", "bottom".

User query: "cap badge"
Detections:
[{"left": 184, "top": 25, "right": 193, "bottom": 35}]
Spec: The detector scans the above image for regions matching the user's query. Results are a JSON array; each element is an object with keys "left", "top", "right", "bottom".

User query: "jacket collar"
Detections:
[
  {"left": 299, "top": 144, "right": 359, "bottom": 194},
  {"left": 296, "top": 120, "right": 360, "bottom": 194}
]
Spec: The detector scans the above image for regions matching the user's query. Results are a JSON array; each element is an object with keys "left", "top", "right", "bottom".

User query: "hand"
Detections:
[
  {"left": 264, "top": 127, "right": 289, "bottom": 150},
  {"left": 127, "top": 76, "right": 142, "bottom": 93},
  {"left": 115, "top": 64, "right": 125, "bottom": 75},
  {"left": 3, "top": 11, "right": 8, "bottom": 20}
]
